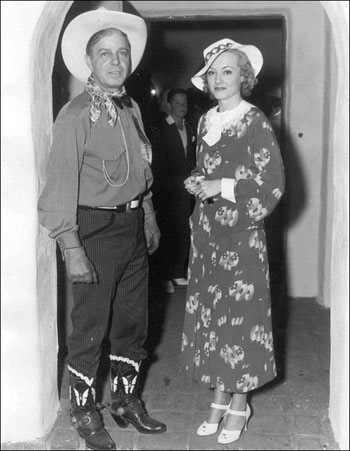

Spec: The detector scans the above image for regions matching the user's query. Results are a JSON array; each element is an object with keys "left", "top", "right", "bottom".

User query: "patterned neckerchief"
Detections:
[{"left": 84, "top": 76, "right": 131, "bottom": 128}]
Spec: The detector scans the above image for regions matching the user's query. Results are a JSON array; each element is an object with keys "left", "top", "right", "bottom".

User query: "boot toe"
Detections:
[{"left": 71, "top": 411, "right": 116, "bottom": 450}]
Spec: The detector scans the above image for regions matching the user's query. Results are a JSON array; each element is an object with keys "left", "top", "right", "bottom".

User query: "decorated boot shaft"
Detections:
[{"left": 109, "top": 356, "right": 166, "bottom": 434}]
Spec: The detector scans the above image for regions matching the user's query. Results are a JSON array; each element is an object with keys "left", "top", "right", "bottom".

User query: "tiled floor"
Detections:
[{"left": 2, "top": 274, "right": 340, "bottom": 450}]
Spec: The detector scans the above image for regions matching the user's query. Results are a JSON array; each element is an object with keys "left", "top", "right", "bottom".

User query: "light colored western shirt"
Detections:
[{"left": 38, "top": 91, "right": 154, "bottom": 250}]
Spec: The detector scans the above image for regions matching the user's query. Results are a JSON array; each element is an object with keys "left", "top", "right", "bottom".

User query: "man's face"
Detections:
[
  {"left": 169, "top": 93, "right": 188, "bottom": 120},
  {"left": 85, "top": 30, "right": 131, "bottom": 92}
]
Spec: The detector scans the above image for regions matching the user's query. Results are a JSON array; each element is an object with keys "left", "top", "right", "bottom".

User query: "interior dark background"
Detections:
[{"left": 127, "top": 17, "right": 284, "bottom": 128}]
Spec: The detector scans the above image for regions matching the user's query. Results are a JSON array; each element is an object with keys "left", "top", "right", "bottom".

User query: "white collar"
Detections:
[
  {"left": 202, "top": 100, "right": 253, "bottom": 146},
  {"left": 165, "top": 115, "right": 174, "bottom": 125},
  {"left": 166, "top": 114, "right": 185, "bottom": 127}
]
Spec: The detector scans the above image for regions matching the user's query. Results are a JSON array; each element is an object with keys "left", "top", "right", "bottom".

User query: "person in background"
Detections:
[
  {"left": 38, "top": 8, "right": 166, "bottom": 450},
  {"left": 186, "top": 86, "right": 214, "bottom": 132},
  {"left": 147, "top": 88, "right": 171, "bottom": 225},
  {"left": 181, "top": 38, "right": 285, "bottom": 444},
  {"left": 157, "top": 88, "right": 197, "bottom": 293},
  {"left": 267, "top": 86, "right": 282, "bottom": 143},
  {"left": 158, "top": 88, "right": 171, "bottom": 118}
]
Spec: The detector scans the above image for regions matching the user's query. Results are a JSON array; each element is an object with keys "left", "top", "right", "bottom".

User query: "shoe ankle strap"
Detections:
[
  {"left": 210, "top": 402, "right": 230, "bottom": 410},
  {"left": 226, "top": 408, "right": 247, "bottom": 416}
]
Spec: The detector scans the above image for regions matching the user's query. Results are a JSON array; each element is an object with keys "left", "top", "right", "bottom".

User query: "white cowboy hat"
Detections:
[
  {"left": 191, "top": 38, "right": 263, "bottom": 91},
  {"left": 61, "top": 8, "right": 147, "bottom": 82}
]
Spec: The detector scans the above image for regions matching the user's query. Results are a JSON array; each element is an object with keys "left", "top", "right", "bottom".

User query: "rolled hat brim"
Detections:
[{"left": 61, "top": 9, "right": 147, "bottom": 82}]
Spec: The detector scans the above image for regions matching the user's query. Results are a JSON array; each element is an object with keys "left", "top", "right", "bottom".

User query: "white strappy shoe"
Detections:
[
  {"left": 217, "top": 403, "right": 251, "bottom": 444},
  {"left": 196, "top": 402, "right": 230, "bottom": 436}
]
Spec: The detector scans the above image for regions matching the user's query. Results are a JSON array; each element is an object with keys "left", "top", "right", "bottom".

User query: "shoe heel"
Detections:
[
  {"left": 217, "top": 404, "right": 251, "bottom": 445},
  {"left": 111, "top": 411, "right": 129, "bottom": 429}
]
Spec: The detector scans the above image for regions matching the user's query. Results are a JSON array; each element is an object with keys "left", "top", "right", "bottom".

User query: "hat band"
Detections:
[{"left": 205, "top": 42, "right": 234, "bottom": 62}]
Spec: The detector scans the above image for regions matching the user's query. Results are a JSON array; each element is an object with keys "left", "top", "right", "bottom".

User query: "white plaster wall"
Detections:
[
  {"left": 1, "top": 0, "right": 348, "bottom": 448},
  {"left": 1, "top": 1, "right": 60, "bottom": 443},
  {"left": 282, "top": 3, "right": 326, "bottom": 298},
  {"left": 320, "top": 3, "right": 349, "bottom": 449}
]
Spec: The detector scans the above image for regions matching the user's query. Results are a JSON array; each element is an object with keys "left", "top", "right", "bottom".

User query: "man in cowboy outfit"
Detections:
[{"left": 38, "top": 8, "right": 166, "bottom": 450}]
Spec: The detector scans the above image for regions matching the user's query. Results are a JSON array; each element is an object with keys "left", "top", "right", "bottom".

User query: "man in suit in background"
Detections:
[{"left": 156, "top": 89, "right": 196, "bottom": 293}]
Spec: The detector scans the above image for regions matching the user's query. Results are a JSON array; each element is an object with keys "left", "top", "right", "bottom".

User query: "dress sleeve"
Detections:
[
  {"left": 235, "top": 111, "right": 285, "bottom": 222},
  {"left": 37, "top": 108, "right": 86, "bottom": 249}
]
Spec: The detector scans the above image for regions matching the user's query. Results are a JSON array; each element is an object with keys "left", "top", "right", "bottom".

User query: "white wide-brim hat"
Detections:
[
  {"left": 191, "top": 38, "right": 263, "bottom": 91},
  {"left": 61, "top": 8, "right": 147, "bottom": 82}
]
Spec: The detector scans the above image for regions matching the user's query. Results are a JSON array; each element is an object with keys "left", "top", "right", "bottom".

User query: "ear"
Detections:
[{"left": 85, "top": 54, "right": 93, "bottom": 72}]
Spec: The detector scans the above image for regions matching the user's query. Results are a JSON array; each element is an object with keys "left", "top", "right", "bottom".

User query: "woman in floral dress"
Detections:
[{"left": 181, "top": 38, "right": 285, "bottom": 444}]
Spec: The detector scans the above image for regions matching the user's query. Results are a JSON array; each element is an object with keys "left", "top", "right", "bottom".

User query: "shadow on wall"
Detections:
[
  {"left": 282, "top": 134, "right": 308, "bottom": 228},
  {"left": 265, "top": 120, "right": 307, "bottom": 385}
]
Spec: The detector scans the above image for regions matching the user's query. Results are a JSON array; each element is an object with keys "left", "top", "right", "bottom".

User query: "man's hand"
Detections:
[
  {"left": 63, "top": 247, "right": 98, "bottom": 284},
  {"left": 144, "top": 212, "right": 160, "bottom": 255}
]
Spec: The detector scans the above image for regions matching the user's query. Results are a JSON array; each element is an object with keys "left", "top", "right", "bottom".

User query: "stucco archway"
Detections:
[{"left": 30, "top": 1, "right": 348, "bottom": 447}]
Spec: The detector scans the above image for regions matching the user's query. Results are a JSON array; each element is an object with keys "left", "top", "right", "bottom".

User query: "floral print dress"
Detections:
[{"left": 181, "top": 100, "right": 285, "bottom": 393}]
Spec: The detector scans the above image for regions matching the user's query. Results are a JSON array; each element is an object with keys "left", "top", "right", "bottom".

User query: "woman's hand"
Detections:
[
  {"left": 187, "top": 179, "right": 220, "bottom": 201},
  {"left": 197, "top": 179, "right": 221, "bottom": 201},
  {"left": 184, "top": 176, "right": 221, "bottom": 201},
  {"left": 184, "top": 175, "right": 201, "bottom": 195}
]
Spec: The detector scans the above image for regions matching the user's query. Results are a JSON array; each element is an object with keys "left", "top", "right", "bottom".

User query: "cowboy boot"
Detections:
[
  {"left": 109, "top": 357, "right": 167, "bottom": 434},
  {"left": 68, "top": 366, "right": 116, "bottom": 450}
]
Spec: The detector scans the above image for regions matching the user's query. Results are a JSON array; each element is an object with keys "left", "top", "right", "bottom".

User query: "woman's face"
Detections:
[{"left": 206, "top": 51, "right": 242, "bottom": 101}]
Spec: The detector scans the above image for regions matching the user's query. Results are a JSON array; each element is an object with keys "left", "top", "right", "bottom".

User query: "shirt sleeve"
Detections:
[
  {"left": 234, "top": 112, "right": 285, "bottom": 222},
  {"left": 37, "top": 108, "right": 86, "bottom": 249},
  {"left": 142, "top": 195, "right": 155, "bottom": 216}
]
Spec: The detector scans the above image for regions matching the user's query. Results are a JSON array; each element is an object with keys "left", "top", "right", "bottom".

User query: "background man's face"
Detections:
[{"left": 169, "top": 94, "right": 188, "bottom": 120}]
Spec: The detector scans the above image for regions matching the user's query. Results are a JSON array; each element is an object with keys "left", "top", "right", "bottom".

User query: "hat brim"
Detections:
[
  {"left": 61, "top": 9, "right": 147, "bottom": 82},
  {"left": 191, "top": 43, "right": 263, "bottom": 91}
]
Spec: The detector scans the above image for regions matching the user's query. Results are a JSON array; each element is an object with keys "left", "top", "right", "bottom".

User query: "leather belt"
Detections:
[{"left": 80, "top": 195, "right": 143, "bottom": 213}]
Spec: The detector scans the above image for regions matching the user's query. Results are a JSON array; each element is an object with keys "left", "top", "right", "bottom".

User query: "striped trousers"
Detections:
[{"left": 66, "top": 206, "right": 149, "bottom": 378}]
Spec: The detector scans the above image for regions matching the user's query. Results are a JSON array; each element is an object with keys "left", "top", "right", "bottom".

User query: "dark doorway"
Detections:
[{"left": 126, "top": 17, "right": 285, "bottom": 141}]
